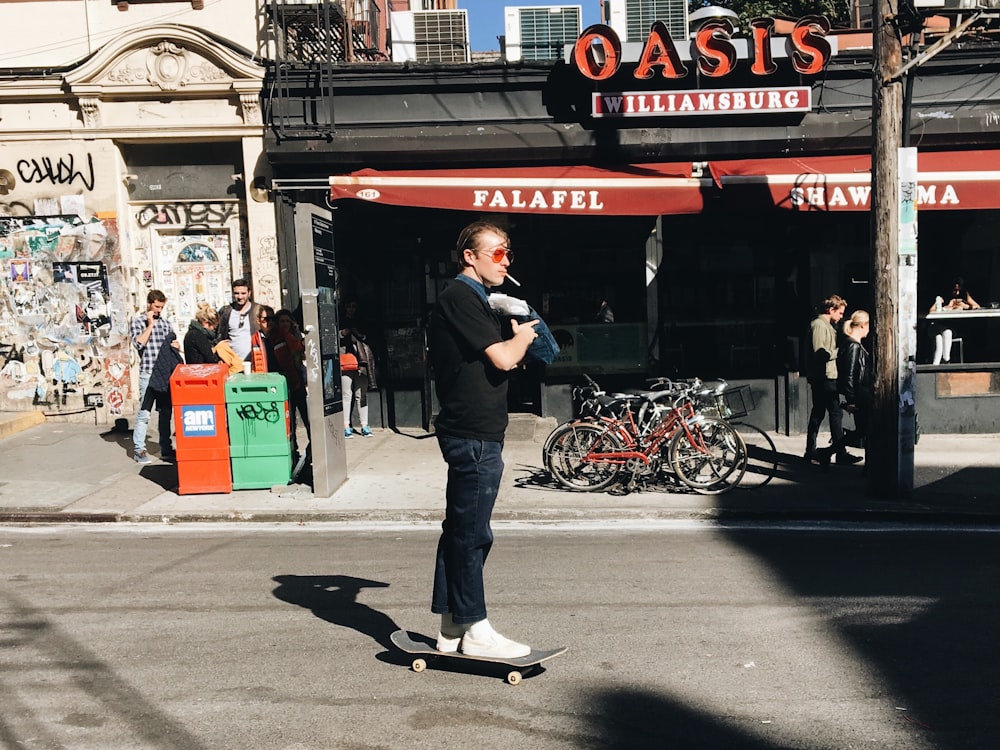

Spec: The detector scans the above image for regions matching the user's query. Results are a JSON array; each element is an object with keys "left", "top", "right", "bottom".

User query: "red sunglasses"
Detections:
[{"left": 479, "top": 245, "right": 513, "bottom": 263}]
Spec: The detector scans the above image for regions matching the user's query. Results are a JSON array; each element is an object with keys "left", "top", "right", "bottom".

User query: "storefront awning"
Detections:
[
  {"left": 709, "top": 150, "right": 1000, "bottom": 211},
  {"left": 329, "top": 163, "right": 708, "bottom": 216},
  {"left": 329, "top": 151, "right": 1000, "bottom": 216}
]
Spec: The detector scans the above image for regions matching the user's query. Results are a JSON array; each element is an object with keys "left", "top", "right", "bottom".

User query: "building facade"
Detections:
[
  {"left": 0, "top": 0, "right": 390, "bottom": 422},
  {"left": 265, "top": 5, "right": 1000, "bottom": 434}
]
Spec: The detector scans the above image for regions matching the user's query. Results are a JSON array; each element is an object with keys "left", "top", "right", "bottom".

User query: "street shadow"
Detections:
[
  {"left": 724, "top": 530, "right": 1000, "bottom": 747},
  {"left": 914, "top": 465, "right": 999, "bottom": 498},
  {"left": 583, "top": 687, "right": 795, "bottom": 750},
  {"left": 1, "top": 589, "right": 209, "bottom": 750},
  {"left": 99, "top": 418, "right": 175, "bottom": 467},
  {"left": 389, "top": 427, "right": 437, "bottom": 440},
  {"left": 137, "top": 463, "right": 177, "bottom": 492},
  {"left": 509, "top": 438, "right": 807, "bottom": 496},
  {"left": 99, "top": 418, "right": 133, "bottom": 457},
  {"left": 271, "top": 574, "right": 400, "bottom": 652}
]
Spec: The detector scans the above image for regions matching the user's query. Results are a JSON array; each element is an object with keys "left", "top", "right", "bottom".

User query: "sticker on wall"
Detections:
[
  {"left": 77, "top": 262, "right": 110, "bottom": 296},
  {"left": 105, "top": 357, "right": 127, "bottom": 385},
  {"left": 10, "top": 259, "right": 31, "bottom": 283},
  {"left": 34, "top": 197, "right": 59, "bottom": 215},
  {"left": 106, "top": 388, "right": 124, "bottom": 415},
  {"left": 60, "top": 195, "right": 86, "bottom": 219},
  {"left": 53, "top": 262, "right": 78, "bottom": 284}
]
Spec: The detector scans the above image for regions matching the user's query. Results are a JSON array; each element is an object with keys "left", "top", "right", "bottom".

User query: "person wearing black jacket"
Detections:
[
  {"left": 837, "top": 310, "right": 873, "bottom": 452},
  {"left": 805, "top": 294, "right": 860, "bottom": 466},
  {"left": 216, "top": 278, "right": 262, "bottom": 363},
  {"left": 183, "top": 303, "right": 221, "bottom": 365},
  {"left": 147, "top": 331, "right": 185, "bottom": 461}
]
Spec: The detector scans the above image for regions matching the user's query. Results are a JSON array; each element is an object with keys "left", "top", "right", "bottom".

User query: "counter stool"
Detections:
[{"left": 952, "top": 337, "right": 964, "bottom": 363}]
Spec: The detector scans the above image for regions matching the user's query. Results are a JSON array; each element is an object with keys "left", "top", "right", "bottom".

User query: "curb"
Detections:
[
  {"left": 0, "top": 411, "right": 45, "bottom": 441},
  {"left": 2, "top": 508, "right": 999, "bottom": 526}
]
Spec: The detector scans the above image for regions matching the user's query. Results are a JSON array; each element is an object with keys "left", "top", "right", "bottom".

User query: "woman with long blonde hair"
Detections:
[{"left": 837, "top": 310, "right": 872, "bottom": 454}]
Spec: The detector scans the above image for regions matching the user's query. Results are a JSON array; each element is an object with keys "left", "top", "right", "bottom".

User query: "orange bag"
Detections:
[
  {"left": 340, "top": 352, "right": 359, "bottom": 371},
  {"left": 251, "top": 332, "right": 268, "bottom": 373},
  {"left": 213, "top": 341, "right": 245, "bottom": 375}
]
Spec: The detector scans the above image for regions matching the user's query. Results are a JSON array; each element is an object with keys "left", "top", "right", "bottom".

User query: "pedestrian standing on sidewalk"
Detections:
[
  {"left": 838, "top": 310, "right": 873, "bottom": 457},
  {"left": 268, "top": 308, "right": 310, "bottom": 458},
  {"left": 183, "top": 303, "right": 221, "bottom": 365},
  {"left": 804, "top": 294, "right": 861, "bottom": 466},
  {"left": 427, "top": 221, "right": 539, "bottom": 659},
  {"left": 339, "top": 298, "right": 376, "bottom": 438},
  {"left": 216, "top": 278, "right": 263, "bottom": 364},
  {"left": 255, "top": 304, "right": 280, "bottom": 373},
  {"left": 130, "top": 290, "right": 179, "bottom": 464}
]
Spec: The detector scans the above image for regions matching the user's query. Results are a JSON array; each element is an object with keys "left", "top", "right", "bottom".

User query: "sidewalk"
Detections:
[{"left": 0, "top": 411, "right": 998, "bottom": 524}]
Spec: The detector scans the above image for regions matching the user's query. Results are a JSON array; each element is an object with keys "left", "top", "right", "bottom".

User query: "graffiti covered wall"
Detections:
[{"left": 0, "top": 142, "right": 132, "bottom": 421}]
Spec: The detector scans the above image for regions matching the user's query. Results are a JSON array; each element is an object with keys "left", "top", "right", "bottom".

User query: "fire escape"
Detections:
[{"left": 266, "top": 0, "right": 385, "bottom": 140}]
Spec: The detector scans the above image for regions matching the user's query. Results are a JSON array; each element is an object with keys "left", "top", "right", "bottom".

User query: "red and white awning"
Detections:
[
  {"left": 329, "top": 151, "right": 1000, "bottom": 216},
  {"left": 329, "top": 163, "right": 709, "bottom": 216},
  {"left": 709, "top": 150, "right": 1000, "bottom": 211}
]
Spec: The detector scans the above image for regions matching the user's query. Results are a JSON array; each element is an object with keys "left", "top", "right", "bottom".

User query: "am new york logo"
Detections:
[{"left": 181, "top": 405, "right": 217, "bottom": 437}]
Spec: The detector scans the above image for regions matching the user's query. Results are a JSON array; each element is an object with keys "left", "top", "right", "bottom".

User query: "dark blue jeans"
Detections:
[
  {"left": 432, "top": 435, "right": 504, "bottom": 625},
  {"left": 806, "top": 378, "right": 844, "bottom": 455}
]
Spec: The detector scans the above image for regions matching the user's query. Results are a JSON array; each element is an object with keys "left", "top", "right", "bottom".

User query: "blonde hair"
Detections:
[
  {"left": 194, "top": 303, "right": 219, "bottom": 327},
  {"left": 846, "top": 310, "right": 869, "bottom": 332}
]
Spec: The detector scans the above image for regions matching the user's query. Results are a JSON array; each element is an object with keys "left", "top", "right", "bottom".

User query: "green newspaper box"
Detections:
[{"left": 225, "top": 373, "right": 291, "bottom": 490}]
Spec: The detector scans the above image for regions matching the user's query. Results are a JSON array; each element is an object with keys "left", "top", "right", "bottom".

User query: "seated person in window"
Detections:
[{"left": 929, "top": 276, "right": 980, "bottom": 364}]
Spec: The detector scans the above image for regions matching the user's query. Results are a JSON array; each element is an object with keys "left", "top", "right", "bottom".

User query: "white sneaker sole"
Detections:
[{"left": 460, "top": 635, "right": 530, "bottom": 659}]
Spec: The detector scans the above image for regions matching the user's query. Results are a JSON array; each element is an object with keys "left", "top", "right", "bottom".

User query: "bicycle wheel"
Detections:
[
  {"left": 542, "top": 419, "right": 598, "bottom": 475},
  {"left": 668, "top": 417, "right": 746, "bottom": 494},
  {"left": 541, "top": 419, "right": 570, "bottom": 470},
  {"left": 731, "top": 423, "right": 778, "bottom": 489},
  {"left": 547, "top": 422, "right": 624, "bottom": 492}
]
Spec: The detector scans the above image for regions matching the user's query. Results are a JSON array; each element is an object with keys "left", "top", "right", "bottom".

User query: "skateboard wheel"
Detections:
[
  {"left": 411, "top": 658, "right": 427, "bottom": 673},
  {"left": 506, "top": 670, "right": 522, "bottom": 686}
]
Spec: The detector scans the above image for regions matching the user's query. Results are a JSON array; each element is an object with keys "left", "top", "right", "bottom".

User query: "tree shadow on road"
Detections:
[
  {"left": 584, "top": 687, "right": 795, "bottom": 750},
  {"left": 271, "top": 574, "right": 400, "bottom": 652}
]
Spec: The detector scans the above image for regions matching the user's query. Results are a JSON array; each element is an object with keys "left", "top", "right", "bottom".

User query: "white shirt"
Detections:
[{"left": 228, "top": 306, "right": 252, "bottom": 359}]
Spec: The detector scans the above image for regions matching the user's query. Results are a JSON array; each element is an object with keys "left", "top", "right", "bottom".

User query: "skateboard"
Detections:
[{"left": 390, "top": 629, "right": 567, "bottom": 685}]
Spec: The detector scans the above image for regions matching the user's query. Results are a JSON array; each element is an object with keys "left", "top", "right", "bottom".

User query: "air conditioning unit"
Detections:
[
  {"left": 605, "top": 0, "right": 689, "bottom": 43},
  {"left": 391, "top": 9, "right": 470, "bottom": 63},
  {"left": 504, "top": 5, "right": 582, "bottom": 61},
  {"left": 914, "top": 0, "right": 1000, "bottom": 8}
]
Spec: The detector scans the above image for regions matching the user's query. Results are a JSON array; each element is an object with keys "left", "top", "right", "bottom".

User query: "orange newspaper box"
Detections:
[{"left": 170, "top": 363, "right": 232, "bottom": 494}]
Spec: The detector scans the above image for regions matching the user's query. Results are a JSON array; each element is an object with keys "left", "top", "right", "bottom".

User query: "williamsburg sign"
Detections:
[{"left": 571, "top": 18, "right": 835, "bottom": 118}]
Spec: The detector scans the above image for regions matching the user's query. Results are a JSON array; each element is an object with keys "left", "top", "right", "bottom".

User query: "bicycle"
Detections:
[
  {"left": 690, "top": 380, "right": 778, "bottom": 490},
  {"left": 545, "top": 382, "right": 746, "bottom": 494}
]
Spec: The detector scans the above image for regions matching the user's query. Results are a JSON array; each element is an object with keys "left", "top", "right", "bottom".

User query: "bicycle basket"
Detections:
[{"left": 722, "top": 385, "right": 755, "bottom": 419}]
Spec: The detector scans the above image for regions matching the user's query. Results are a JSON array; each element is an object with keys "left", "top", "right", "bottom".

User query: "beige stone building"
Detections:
[{"left": 0, "top": 0, "right": 274, "bottom": 421}]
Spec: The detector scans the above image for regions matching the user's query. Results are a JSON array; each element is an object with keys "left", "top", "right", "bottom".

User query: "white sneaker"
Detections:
[
  {"left": 435, "top": 632, "right": 462, "bottom": 653},
  {"left": 460, "top": 630, "right": 531, "bottom": 659}
]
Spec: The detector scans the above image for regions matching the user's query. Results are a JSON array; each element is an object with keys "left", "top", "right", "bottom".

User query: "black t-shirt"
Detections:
[{"left": 429, "top": 277, "right": 508, "bottom": 441}]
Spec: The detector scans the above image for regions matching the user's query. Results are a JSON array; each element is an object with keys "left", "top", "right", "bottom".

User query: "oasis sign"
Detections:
[{"left": 572, "top": 17, "right": 833, "bottom": 81}]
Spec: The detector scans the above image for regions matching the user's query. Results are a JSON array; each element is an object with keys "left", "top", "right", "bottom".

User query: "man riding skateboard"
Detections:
[{"left": 427, "top": 221, "right": 539, "bottom": 659}]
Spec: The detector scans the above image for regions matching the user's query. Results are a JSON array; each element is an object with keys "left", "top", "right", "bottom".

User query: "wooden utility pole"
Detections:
[{"left": 869, "top": 0, "right": 915, "bottom": 498}]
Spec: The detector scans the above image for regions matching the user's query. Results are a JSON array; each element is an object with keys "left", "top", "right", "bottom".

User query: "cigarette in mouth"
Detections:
[{"left": 506, "top": 273, "right": 521, "bottom": 287}]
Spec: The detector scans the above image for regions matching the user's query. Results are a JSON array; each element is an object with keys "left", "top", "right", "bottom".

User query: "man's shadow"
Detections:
[{"left": 271, "top": 574, "right": 401, "bottom": 653}]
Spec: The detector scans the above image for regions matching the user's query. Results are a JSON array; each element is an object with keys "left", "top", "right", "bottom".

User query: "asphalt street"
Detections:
[{"left": 2, "top": 523, "right": 996, "bottom": 749}]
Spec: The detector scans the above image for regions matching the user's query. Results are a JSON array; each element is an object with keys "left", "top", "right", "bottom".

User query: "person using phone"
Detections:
[{"left": 130, "top": 289, "right": 179, "bottom": 464}]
